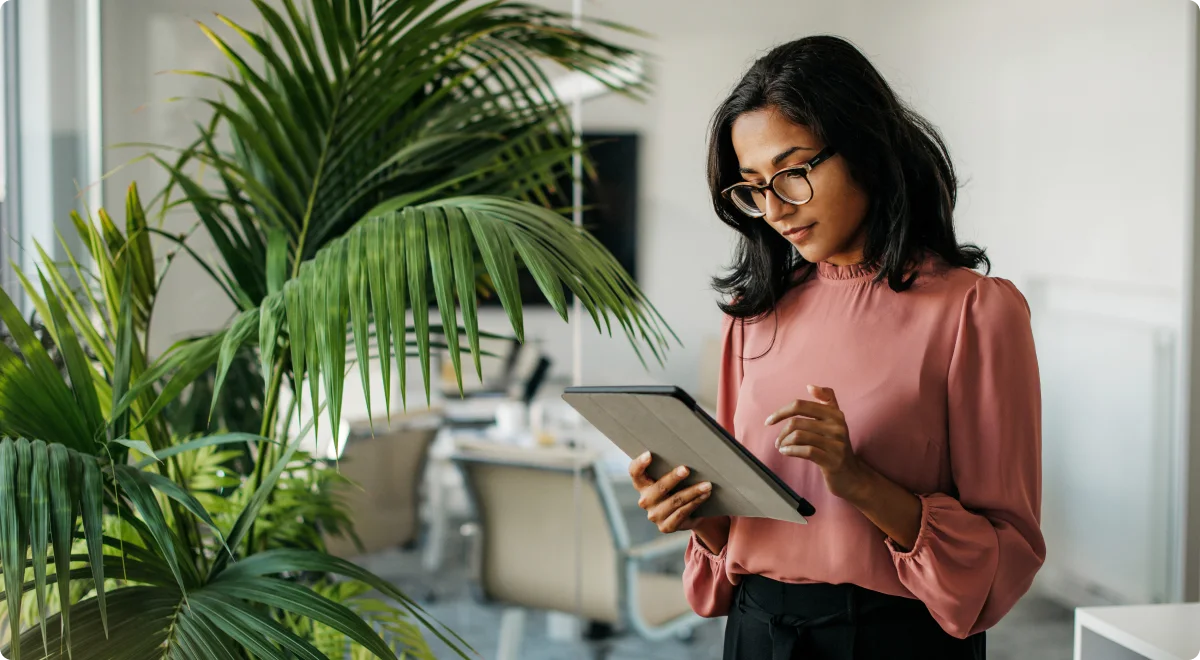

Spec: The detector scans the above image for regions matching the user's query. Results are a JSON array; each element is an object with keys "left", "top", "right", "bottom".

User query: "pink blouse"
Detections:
[{"left": 683, "top": 259, "right": 1045, "bottom": 639}]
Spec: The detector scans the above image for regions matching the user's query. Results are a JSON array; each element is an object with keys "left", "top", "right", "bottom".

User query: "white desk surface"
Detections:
[{"left": 1077, "top": 603, "right": 1200, "bottom": 660}]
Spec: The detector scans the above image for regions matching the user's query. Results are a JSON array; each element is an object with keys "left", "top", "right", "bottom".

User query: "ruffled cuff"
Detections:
[
  {"left": 684, "top": 530, "right": 735, "bottom": 617},
  {"left": 885, "top": 492, "right": 943, "bottom": 559},
  {"left": 688, "top": 530, "right": 728, "bottom": 563}
]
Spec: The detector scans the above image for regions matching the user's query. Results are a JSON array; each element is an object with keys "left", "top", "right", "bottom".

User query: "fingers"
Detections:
[
  {"left": 638, "top": 464, "right": 692, "bottom": 509},
  {"left": 658, "top": 488, "right": 712, "bottom": 533},
  {"left": 764, "top": 391, "right": 844, "bottom": 426},
  {"left": 777, "top": 428, "right": 841, "bottom": 453},
  {"left": 778, "top": 441, "right": 833, "bottom": 465},
  {"left": 628, "top": 451, "right": 655, "bottom": 489},
  {"left": 647, "top": 482, "right": 713, "bottom": 532},
  {"left": 774, "top": 416, "right": 844, "bottom": 446},
  {"left": 807, "top": 384, "right": 839, "bottom": 409}
]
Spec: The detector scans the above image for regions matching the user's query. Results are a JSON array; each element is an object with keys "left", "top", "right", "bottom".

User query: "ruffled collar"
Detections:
[{"left": 815, "top": 261, "right": 878, "bottom": 281}]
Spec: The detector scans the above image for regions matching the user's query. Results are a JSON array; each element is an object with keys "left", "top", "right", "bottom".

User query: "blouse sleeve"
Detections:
[
  {"left": 683, "top": 313, "right": 742, "bottom": 617},
  {"left": 887, "top": 278, "right": 1047, "bottom": 638}
]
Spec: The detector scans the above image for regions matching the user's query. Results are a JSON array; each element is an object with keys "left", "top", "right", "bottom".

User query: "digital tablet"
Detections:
[{"left": 562, "top": 385, "right": 815, "bottom": 523}]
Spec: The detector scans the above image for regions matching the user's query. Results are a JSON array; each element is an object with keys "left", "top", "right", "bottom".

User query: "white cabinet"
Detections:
[{"left": 1075, "top": 604, "right": 1200, "bottom": 660}]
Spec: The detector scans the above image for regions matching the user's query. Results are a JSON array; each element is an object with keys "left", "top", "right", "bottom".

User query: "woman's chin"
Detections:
[{"left": 794, "top": 243, "right": 829, "bottom": 264}]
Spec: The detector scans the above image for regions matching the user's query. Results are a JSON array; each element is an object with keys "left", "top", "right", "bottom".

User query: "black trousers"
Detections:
[{"left": 723, "top": 575, "right": 986, "bottom": 660}]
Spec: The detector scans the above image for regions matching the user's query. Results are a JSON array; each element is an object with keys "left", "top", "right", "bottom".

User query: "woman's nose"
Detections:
[{"left": 762, "top": 189, "right": 794, "bottom": 223}]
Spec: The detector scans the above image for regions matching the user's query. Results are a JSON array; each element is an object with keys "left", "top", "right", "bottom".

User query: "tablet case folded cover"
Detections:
[{"left": 562, "top": 386, "right": 813, "bottom": 524}]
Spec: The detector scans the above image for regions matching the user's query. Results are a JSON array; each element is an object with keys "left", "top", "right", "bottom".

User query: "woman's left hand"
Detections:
[{"left": 766, "top": 385, "right": 869, "bottom": 503}]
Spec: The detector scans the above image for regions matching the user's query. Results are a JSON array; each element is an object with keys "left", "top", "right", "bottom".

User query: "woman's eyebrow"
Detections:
[{"left": 738, "top": 145, "right": 815, "bottom": 174}]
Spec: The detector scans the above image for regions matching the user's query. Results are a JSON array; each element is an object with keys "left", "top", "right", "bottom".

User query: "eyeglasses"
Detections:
[{"left": 721, "top": 146, "right": 838, "bottom": 218}]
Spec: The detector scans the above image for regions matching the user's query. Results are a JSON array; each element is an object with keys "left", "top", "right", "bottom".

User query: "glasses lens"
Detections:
[
  {"left": 774, "top": 171, "right": 813, "bottom": 205},
  {"left": 729, "top": 187, "right": 764, "bottom": 216}
]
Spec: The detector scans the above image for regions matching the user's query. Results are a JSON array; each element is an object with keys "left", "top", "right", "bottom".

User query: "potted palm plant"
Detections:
[{"left": 0, "top": 0, "right": 673, "bottom": 658}]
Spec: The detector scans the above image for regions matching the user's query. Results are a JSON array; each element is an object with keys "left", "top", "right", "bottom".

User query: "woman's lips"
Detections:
[{"left": 783, "top": 223, "right": 815, "bottom": 240}]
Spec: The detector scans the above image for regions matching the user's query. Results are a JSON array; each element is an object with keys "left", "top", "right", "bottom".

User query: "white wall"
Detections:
[
  {"left": 101, "top": 0, "right": 1199, "bottom": 603},
  {"left": 102, "top": 0, "right": 260, "bottom": 353},
  {"left": 530, "top": 0, "right": 1198, "bottom": 605}
]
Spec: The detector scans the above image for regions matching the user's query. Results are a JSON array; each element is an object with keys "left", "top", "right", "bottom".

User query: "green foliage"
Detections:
[{"left": 0, "top": 0, "right": 673, "bottom": 658}]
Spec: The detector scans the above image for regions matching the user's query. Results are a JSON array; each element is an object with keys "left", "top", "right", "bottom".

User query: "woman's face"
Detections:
[{"left": 729, "top": 106, "right": 869, "bottom": 266}]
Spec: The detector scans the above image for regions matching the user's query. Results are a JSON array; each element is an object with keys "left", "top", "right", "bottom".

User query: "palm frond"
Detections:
[
  {"left": 5, "top": 587, "right": 181, "bottom": 660},
  {"left": 158, "top": 0, "right": 647, "bottom": 305},
  {"left": 211, "top": 195, "right": 674, "bottom": 447},
  {"left": 0, "top": 439, "right": 106, "bottom": 660},
  {"left": 214, "top": 548, "right": 473, "bottom": 656},
  {"left": 305, "top": 580, "right": 436, "bottom": 660},
  {"left": 0, "top": 290, "right": 98, "bottom": 452}
]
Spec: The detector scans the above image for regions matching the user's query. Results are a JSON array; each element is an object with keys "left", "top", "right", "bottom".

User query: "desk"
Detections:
[{"left": 1075, "top": 604, "right": 1200, "bottom": 660}]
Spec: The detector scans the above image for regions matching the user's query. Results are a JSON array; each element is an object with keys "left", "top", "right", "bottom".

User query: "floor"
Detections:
[{"left": 359, "top": 522, "right": 1075, "bottom": 660}]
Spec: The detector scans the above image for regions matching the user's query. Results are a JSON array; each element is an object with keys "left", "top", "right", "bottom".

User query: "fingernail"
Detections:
[
  {"left": 699, "top": 482, "right": 712, "bottom": 492},
  {"left": 764, "top": 415, "right": 773, "bottom": 426},
  {"left": 676, "top": 466, "right": 689, "bottom": 477},
  {"left": 639, "top": 451, "right": 650, "bottom": 461}
]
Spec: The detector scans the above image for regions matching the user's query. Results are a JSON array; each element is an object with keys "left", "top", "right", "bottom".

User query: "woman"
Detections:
[{"left": 628, "top": 35, "right": 1044, "bottom": 659}]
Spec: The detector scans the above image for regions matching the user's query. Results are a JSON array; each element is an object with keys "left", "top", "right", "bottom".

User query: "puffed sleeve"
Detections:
[
  {"left": 887, "top": 278, "right": 1046, "bottom": 638},
  {"left": 683, "top": 313, "right": 742, "bottom": 617}
]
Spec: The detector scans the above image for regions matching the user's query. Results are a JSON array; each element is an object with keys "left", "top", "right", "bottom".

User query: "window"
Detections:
[
  {"left": 0, "top": 2, "right": 15, "bottom": 308},
  {"left": 0, "top": 0, "right": 101, "bottom": 315}
]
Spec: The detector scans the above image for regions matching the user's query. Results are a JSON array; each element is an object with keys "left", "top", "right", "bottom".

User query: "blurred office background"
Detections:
[{"left": 3, "top": 0, "right": 1200, "bottom": 658}]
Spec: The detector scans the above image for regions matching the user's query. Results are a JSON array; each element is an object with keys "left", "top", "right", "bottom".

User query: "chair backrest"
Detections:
[
  {"left": 323, "top": 416, "right": 440, "bottom": 557},
  {"left": 454, "top": 443, "right": 625, "bottom": 624}
]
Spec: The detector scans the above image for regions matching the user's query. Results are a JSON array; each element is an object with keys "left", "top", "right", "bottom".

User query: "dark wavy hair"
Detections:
[{"left": 709, "top": 35, "right": 988, "bottom": 320}]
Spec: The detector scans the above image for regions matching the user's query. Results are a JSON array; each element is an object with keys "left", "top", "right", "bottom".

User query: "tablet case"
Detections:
[{"left": 562, "top": 385, "right": 814, "bottom": 523}]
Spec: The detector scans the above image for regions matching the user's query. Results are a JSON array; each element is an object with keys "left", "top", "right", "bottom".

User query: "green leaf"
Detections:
[
  {"left": 39, "top": 273, "right": 105, "bottom": 438},
  {"left": 208, "top": 420, "right": 309, "bottom": 578},
  {"left": 384, "top": 214, "right": 409, "bottom": 410},
  {"left": 0, "top": 439, "right": 26, "bottom": 659},
  {"left": 210, "top": 309, "right": 261, "bottom": 421},
  {"left": 108, "top": 266, "right": 135, "bottom": 444},
  {"left": 112, "top": 466, "right": 190, "bottom": 592},
  {"left": 215, "top": 549, "right": 473, "bottom": 658},
  {"left": 425, "top": 207, "right": 462, "bottom": 394},
  {"left": 462, "top": 205, "right": 523, "bottom": 341},
  {"left": 206, "top": 576, "right": 396, "bottom": 659},
  {"left": 111, "top": 438, "right": 158, "bottom": 462},
  {"left": 47, "top": 444, "right": 77, "bottom": 658},
  {"left": 317, "top": 239, "right": 347, "bottom": 446},
  {"left": 4, "top": 586, "right": 180, "bottom": 660},
  {"left": 173, "top": 609, "right": 240, "bottom": 660},
  {"left": 29, "top": 440, "right": 50, "bottom": 651},
  {"left": 190, "top": 590, "right": 321, "bottom": 660},
  {"left": 284, "top": 280, "right": 308, "bottom": 406},
  {"left": 0, "top": 288, "right": 91, "bottom": 450},
  {"left": 21, "top": 248, "right": 113, "bottom": 371},
  {"left": 125, "top": 183, "right": 158, "bottom": 302},
  {"left": 365, "top": 217, "right": 393, "bottom": 418},
  {"left": 135, "top": 433, "right": 279, "bottom": 469},
  {"left": 266, "top": 225, "right": 290, "bottom": 296},
  {"left": 136, "top": 469, "right": 230, "bottom": 555},
  {"left": 79, "top": 459, "right": 107, "bottom": 639},
  {"left": 116, "top": 332, "right": 224, "bottom": 426},
  {"left": 258, "top": 294, "right": 286, "bottom": 390},
  {"left": 347, "top": 225, "right": 372, "bottom": 432},
  {"left": 445, "top": 206, "right": 483, "bottom": 380},
  {"left": 403, "top": 208, "right": 432, "bottom": 402}
]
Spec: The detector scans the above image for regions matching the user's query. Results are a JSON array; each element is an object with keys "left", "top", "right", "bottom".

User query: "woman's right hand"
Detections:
[{"left": 629, "top": 452, "right": 729, "bottom": 553}]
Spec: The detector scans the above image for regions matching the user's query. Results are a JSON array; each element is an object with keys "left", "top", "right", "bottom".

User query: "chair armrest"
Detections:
[{"left": 625, "top": 533, "right": 691, "bottom": 563}]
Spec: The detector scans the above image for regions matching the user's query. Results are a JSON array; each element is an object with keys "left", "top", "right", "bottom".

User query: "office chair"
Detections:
[{"left": 451, "top": 442, "right": 702, "bottom": 660}]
